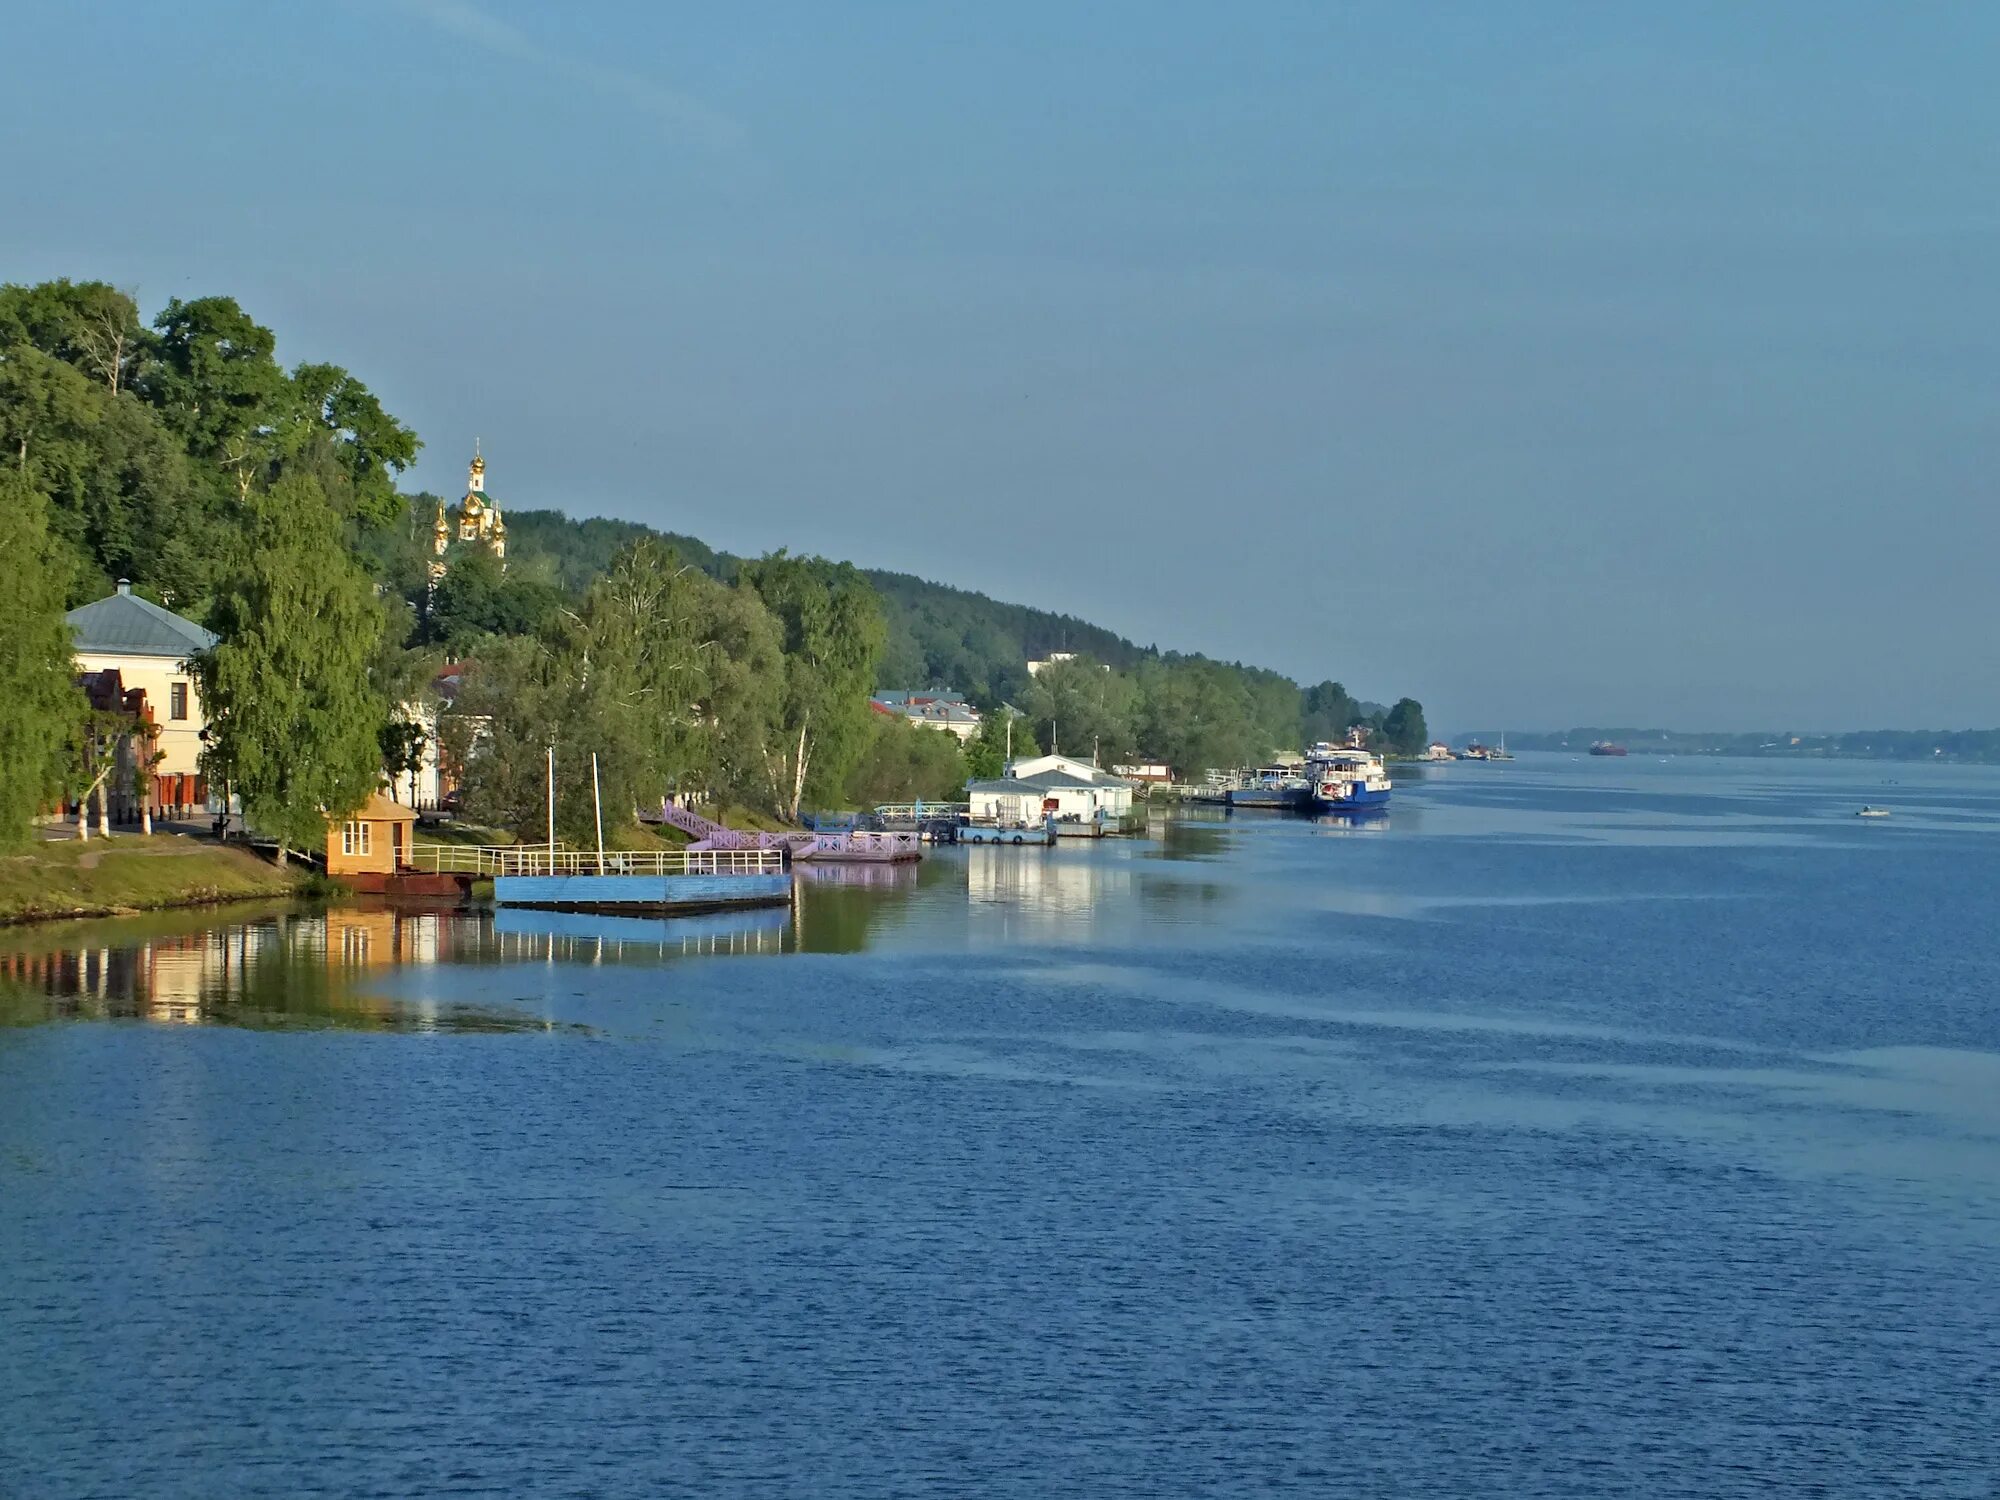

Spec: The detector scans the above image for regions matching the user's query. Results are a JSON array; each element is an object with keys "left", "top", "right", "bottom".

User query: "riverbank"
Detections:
[{"left": 0, "top": 837, "right": 312, "bottom": 926}]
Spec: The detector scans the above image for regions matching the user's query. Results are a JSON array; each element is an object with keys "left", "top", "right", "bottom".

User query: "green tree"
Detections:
[
  {"left": 1022, "top": 656, "right": 1137, "bottom": 767},
  {"left": 282, "top": 362, "right": 420, "bottom": 527},
  {"left": 379, "top": 715, "right": 429, "bottom": 804},
  {"left": 443, "top": 540, "right": 758, "bottom": 842},
  {"left": 842, "top": 716, "right": 968, "bottom": 807},
  {"left": 1382, "top": 698, "right": 1428, "bottom": 757},
  {"left": 192, "top": 475, "right": 387, "bottom": 861},
  {"left": 1300, "top": 679, "right": 1358, "bottom": 747},
  {"left": 566, "top": 538, "right": 714, "bottom": 824},
  {"left": 1133, "top": 658, "right": 1257, "bottom": 777},
  {"left": 142, "top": 296, "right": 290, "bottom": 495},
  {"left": 739, "top": 552, "right": 887, "bottom": 820},
  {"left": 441, "top": 635, "right": 575, "bottom": 841},
  {"left": 0, "top": 471, "right": 85, "bottom": 846},
  {"left": 425, "top": 546, "right": 563, "bottom": 652},
  {"left": 690, "top": 577, "right": 787, "bottom": 810},
  {"left": 961, "top": 707, "right": 1038, "bottom": 782},
  {"left": 0, "top": 279, "right": 147, "bottom": 393}
]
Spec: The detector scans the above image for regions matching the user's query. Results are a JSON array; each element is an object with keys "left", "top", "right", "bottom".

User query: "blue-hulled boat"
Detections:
[{"left": 1306, "top": 744, "right": 1392, "bottom": 812}]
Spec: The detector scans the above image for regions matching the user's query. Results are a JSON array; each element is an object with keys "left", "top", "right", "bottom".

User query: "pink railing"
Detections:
[
  {"left": 656, "top": 801, "right": 817, "bottom": 854},
  {"left": 806, "top": 830, "right": 921, "bottom": 859}
]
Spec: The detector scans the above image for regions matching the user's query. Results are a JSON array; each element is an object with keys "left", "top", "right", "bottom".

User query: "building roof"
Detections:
[
  {"left": 1017, "top": 768, "right": 1105, "bottom": 790},
  {"left": 339, "top": 791, "right": 419, "bottom": 824},
  {"left": 1005, "top": 753, "right": 1134, "bottom": 789},
  {"left": 967, "top": 770, "right": 1117, "bottom": 795},
  {"left": 65, "top": 585, "right": 217, "bottom": 659}
]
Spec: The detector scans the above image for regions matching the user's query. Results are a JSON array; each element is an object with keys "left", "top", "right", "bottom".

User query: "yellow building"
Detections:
[{"left": 65, "top": 582, "right": 217, "bottom": 816}]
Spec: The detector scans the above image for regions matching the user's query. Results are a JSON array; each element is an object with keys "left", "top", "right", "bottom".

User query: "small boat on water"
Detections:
[
  {"left": 1856, "top": 806, "right": 1892, "bottom": 819},
  {"left": 1589, "top": 741, "right": 1629, "bottom": 757}
]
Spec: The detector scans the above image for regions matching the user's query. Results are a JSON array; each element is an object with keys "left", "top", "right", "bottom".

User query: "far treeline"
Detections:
[
  {"left": 1476, "top": 728, "right": 2000, "bottom": 763},
  {"left": 0, "top": 277, "right": 1425, "bottom": 851}
]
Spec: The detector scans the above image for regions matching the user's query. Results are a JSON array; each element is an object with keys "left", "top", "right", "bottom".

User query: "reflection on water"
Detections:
[
  {"left": 0, "top": 841, "right": 1254, "bottom": 1025},
  {"left": 0, "top": 907, "right": 591, "bottom": 1032},
  {"left": 1310, "top": 810, "right": 1392, "bottom": 836},
  {"left": 8, "top": 758, "right": 2000, "bottom": 1497},
  {"left": 794, "top": 860, "right": 921, "bottom": 890},
  {"left": 494, "top": 903, "right": 791, "bottom": 959}
]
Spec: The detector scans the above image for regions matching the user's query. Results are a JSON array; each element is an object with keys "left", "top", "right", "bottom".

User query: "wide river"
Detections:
[{"left": 3, "top": 755, "right": 1997, "bottom": 1497}]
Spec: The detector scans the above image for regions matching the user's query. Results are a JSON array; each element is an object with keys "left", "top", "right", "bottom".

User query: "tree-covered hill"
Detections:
[
  {"left": 491, "top": 498, "right": 1398, "bottom": 726},
  {"left": 2, "top": 273, "right": 1429, "bottom": 854}
]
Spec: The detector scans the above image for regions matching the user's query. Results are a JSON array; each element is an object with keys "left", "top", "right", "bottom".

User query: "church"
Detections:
[{"left": 428, "top": 447, "right": 507, "bottom": 588}]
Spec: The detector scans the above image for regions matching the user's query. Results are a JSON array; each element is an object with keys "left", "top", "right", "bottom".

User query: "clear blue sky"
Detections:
[{"left": 5, "top": 2, "right": 1996, "bottom": 730}]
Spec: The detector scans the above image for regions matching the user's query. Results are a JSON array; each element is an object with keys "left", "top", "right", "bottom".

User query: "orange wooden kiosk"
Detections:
[{"left": 325, "top": 793, "right": 467, "bottom": 898}]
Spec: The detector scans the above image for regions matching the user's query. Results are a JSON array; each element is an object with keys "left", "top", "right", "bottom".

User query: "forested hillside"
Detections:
[{"left": 2, "top": 275, "right": 1426, "bottom": 850}]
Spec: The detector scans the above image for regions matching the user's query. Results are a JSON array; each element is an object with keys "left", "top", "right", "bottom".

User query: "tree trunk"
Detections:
[
  {"left": 140, "top": 796, "right": 153, "bottom": 836},
  {"left": 789, "top": 722, "right": 810, "bottom": 823},
  {"left": 76, "top": 799, "right": 89, "bottom": 841},
  {"left": 96, "top": 782, "right": 111, "bottom": 839},
  {"left": 276, "top": 843, "right": 288, "bottom": 869}
]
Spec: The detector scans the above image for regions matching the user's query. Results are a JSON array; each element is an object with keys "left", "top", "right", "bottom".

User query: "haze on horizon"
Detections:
[{"left": 4, "top": 2, "right": 1994, "bottom": 733}]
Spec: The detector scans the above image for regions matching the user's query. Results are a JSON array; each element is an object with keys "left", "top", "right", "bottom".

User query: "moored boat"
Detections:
[
  {"left": 1227, "top": 765, "right": 1312, "bottom": 808},
  {"left": 1306, "top": 743, "right": 1392, "bottom": 811}
]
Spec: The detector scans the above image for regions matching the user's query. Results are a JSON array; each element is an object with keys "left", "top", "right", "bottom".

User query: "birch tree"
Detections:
[
  {"left": 0, "top": 470, "right": 85, "bottom": 845},
  {"left": 738, "top": 552, "right": 885, "bottom": 821},
  {"left": 192, "top": 474, "right": 386, "bottom": 863}
]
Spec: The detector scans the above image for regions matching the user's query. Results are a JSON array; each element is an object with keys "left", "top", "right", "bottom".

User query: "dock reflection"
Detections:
[{"left": 492, "top": 904, "right": 791, "bottom": 960}]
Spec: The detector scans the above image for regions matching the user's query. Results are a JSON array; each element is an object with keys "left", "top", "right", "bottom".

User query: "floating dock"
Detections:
[
  {"left": 1225, "top": 786, "right": 1310, "bottom": 810},
  {"left": 793, "top": 830, "right": 923, "bottom": 863},
  {"left": 420, "top": 845, "right": 791, "bottom": 915},
  {"left": 960, "top": 819, "right": 1058, "bottom": 846}
]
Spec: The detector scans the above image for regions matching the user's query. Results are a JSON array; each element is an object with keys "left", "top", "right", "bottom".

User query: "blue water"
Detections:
[{"left": 3, "top": 754, "right": 1997, "bottom": 1497}]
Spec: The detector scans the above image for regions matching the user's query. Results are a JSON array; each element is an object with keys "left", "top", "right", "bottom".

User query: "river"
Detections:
[{"left": 3, "top": 754, "right": 1997, "bottom": 1497}]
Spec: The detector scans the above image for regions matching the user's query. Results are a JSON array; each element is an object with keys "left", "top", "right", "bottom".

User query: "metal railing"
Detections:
[
  {"left": 808, "top": 830, "right": 922, "bottom": 857},
  {"left": 872, "top": 801, "right": 970, "bottom": 822},
  {"left": 411, "top": 843, "right": 785, "bottom": 878}
]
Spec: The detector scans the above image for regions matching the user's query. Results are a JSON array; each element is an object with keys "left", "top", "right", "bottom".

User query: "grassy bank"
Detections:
[{"left": 0, "top": 837, "right": 312, "bottom": 926}]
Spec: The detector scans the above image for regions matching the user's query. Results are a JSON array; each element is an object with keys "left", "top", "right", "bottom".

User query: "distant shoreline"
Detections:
[{"left": 1455, "top": 731, "right": 2000, "bottom": 766}]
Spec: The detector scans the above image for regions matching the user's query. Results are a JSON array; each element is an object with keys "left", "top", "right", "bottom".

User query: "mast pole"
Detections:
[
  {"left": 591, "top": 752, "right": 606, "bottom": 875},
  {"left": 546, "top": 745, "right": 556, "bottom": 874}
]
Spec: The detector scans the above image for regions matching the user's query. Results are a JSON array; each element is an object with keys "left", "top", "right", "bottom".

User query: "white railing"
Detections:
[
  {"left": 872, "top": 801, "right": 970, "bottom": 821},
  {"left": 411, "top": 843, "right": 784, "bottom": 878}
]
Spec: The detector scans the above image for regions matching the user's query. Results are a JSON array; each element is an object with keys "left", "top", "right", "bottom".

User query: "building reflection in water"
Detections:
[
  {"left": 0, "top": 898, "right": 793, "bottom": 1031},
  {"left": 959, "top": 847, "right": 1138, "bottom": 944},
  {"left": 1310, "top": 811, "right": 1393, "bottom": 837}
]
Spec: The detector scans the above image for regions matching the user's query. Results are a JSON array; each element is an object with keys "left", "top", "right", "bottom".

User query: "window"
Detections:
[
  {"left": 341, "top": 821, "right": 372, "bottom": 857},
  {"left": 170, "top": 682, "right": 189, "bottom": 721}
]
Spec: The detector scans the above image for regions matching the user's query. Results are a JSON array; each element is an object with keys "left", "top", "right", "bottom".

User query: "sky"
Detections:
[{"left": 4, "top": 1, "right": 1996, "bottom": 731}]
